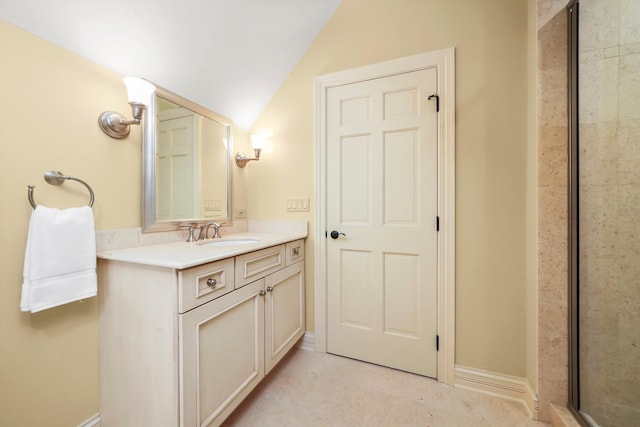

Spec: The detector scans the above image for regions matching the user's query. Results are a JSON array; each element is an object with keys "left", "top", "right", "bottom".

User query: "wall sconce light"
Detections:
[
  {"left": 98, "top": 76, "right": 156, "bottom": 139},
  {"left": 235, "top": 134, "right": 267, "bottom": 168}
]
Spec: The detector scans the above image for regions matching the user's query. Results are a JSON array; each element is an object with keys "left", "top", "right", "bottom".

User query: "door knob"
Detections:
[{"left": 330, "top": 230, "right": 346, "bottom": 239}]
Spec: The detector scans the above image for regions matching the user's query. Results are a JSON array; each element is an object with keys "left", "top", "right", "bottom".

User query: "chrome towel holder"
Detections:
[{"left": 28, "top": 170, "right": 95, "bottom": 209}]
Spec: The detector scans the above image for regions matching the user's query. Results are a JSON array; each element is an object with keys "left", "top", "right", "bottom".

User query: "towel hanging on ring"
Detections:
[{"left": 20, "top": 205, "right": 97, "bottom": 313}]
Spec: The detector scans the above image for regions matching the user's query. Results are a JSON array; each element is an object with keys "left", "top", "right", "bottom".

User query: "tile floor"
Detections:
[{"left": 223, "top": 348, "right": 549, "bottom": 427}]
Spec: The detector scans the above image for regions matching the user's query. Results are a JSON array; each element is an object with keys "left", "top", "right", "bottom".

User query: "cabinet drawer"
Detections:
[
  {"left": 235, "top": 244, "right": 285, "bottom": 289},
  {"left": 178, "top": 258, "right": 235, "bottom": 313},
  {"left": 285, "top": 239, "right": 305, "bottom": 266}
]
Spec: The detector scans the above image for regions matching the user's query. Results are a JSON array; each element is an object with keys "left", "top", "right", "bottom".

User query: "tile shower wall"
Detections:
[
  {"left": 537, "top": 4, "right": 569, "bottom": 421},
  {"left": 578, "top": 0, "right": 640, "bottom": 424}
]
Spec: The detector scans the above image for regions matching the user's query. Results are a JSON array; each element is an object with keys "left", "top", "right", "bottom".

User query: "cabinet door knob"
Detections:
[
  {"left": 206, "top": 278, "right": 217, "bottom": 287},
  {"left": 259, "top": 290, "right": 266, "bottom": 296},
  {"left": 266, "top": 286, "right": 274, "bottom": 292}
]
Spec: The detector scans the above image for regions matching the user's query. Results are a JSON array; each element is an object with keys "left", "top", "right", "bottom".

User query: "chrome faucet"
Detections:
[
  {"left": 210, "top": 222, "right": 223, "bottom": 239},
  {"left": 180, "top": 223, "right": 199, "bottom": 242},
  {"left": 198, "top": 222, "right": 215, "bottom": 240},
  {"left": 198, "top": 222, "right": 223, "bottom": 240}
]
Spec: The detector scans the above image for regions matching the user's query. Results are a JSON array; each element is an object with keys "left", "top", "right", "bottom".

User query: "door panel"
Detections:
[
  {"left": 340, "top": 249, "right": 373, "bottom": 329},
  {"left": 157, "top": 114, "right": 197, "bottom": 219},
  {"left": 327, "top": 68, "right": 438, "bottom": 377},
  {"left": 340, "top": 134, "right": 372, "bottom": 223},
  {"left": 384, "top": 129, "right": 419, "bottom": 224},
  {"left": 383, "top": 252, "right": 420, "bottom": 338}
]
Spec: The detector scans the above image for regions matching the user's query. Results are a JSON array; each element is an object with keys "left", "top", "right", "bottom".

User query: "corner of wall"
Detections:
[{"left": 454, "top": 365, "right": 539, "bottom": 420}]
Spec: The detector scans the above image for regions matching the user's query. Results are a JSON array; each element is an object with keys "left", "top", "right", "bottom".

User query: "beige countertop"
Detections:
[{"left": 97, "top": 223, "right": 307, "bottom": 269}]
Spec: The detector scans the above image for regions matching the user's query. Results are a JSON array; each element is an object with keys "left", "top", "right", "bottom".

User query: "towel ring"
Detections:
[{"left": 28, "top": 170, "right": 95, "bottom": 209}]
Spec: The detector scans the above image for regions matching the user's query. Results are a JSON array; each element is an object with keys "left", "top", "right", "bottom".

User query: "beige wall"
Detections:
[
  {"left": 0, "top": 20, "right": 142, "bottom": 426},
  {"left": 251, "top": 0, "right": 530, "bottom": 376}
]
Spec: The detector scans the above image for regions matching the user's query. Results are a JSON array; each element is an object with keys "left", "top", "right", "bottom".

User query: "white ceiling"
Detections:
[{"left": 0, "top": 0, "right": 341, "bottom": 129}]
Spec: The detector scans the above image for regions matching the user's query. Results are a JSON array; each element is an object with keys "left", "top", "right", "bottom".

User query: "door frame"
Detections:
[{"left": 314, "top": 48, "right": 456, "bottom": 384}]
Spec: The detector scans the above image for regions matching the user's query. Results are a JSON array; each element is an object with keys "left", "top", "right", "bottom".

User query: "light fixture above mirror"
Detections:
[
  {"left": 235, "top": 134, "right": 267, "bottom": 168},
  {"left": 99, "top": 77, "right": 156, "bottom": 139}
]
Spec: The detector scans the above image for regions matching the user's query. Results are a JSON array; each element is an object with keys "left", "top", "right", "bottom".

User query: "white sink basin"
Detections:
[{"left": 199, "top": 238, "right": 259, "bottom": 247}]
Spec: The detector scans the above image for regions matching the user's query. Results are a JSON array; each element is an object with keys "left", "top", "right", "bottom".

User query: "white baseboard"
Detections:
[
  {"left": 297, "top": 331, "right": 315, "bottom": 351},
  {"left": 77, "top": 413, "right": 101, "bottom": 427},
  {"left": 454, "top": 365, "right": 539, "bottom": 420}
]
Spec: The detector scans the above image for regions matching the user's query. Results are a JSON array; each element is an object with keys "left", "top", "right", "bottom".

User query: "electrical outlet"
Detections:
[{"left": 235, "top": 208, "right": 247, "bottom": 218}]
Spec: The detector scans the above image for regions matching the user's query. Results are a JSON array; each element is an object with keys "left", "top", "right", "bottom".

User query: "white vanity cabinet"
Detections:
[{"left": 98, "top": 239, "right": 305, "bottom": 427}]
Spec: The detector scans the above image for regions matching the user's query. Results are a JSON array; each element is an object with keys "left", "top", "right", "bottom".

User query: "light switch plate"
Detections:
[
  {"left": 286, "top": 197, "right": 309, "bottom": 212},
  {"left": 204, "top": 199, "right": 222, "bottom": 211}
]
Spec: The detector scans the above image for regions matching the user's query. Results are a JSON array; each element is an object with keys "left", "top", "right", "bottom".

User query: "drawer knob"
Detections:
[
  {"left": 259, "top": 290, "right": 266, "bottom": 296},
  {"left": 266, "top": 286, "right": 274, "bottom": 293},
  {"left": 206, "top": 278, "right": 217, "bottom": 287}
]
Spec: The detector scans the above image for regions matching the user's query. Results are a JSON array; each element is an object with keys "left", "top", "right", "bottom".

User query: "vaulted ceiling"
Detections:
[{"left": 0, "top": 0, "right": 342, "bottom": 128}]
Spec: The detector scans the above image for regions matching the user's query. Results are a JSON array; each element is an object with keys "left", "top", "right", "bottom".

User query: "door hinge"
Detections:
[
  {"left": 436, "top": 335, "right": 440, "bottom": 351},
  {"left": 436, "top": 216, "right": 440, "bottom": 231},
  {"left": 428, "top": 94, "right": 440, "bottom": 112}
]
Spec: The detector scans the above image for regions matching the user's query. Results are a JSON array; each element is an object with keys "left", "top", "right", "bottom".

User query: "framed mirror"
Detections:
[{"left": 142, "top": 85, "right": 232, "bottom": 232}]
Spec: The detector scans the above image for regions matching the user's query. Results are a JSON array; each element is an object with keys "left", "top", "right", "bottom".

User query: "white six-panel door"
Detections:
[
  {"left": 326, "top": 68, "right": 438, "bottom": 377},
  {"left": 157, "top": 113, "right": 197, "bottom": 219}
]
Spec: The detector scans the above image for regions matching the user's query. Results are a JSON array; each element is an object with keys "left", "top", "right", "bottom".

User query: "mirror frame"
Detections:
[{"left": 142, "top": 85, "right": 233, "bottom": 232}]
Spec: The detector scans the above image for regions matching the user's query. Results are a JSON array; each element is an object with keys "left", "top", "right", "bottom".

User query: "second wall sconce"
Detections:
[
  {"left": 99, "top": 76, "right": 156, "bottom": 139},
  {"left": 235, "top": 134, "right": 267, "bottom": 168}
]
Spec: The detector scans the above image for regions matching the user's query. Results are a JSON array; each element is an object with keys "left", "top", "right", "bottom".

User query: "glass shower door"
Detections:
[{"left": 573, "top": 0, "right": 640, "bottom": 425}]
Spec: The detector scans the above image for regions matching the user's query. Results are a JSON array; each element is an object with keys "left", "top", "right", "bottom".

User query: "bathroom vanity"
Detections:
[{"left": 97, "top": 230, "right": 306, "bottom": 426}]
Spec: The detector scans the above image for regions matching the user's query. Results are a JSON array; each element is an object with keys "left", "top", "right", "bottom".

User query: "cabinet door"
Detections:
[
  {"left": 180, "top": 279, "right": 265, "bottom": 427},
  {"left": 264, "top": 262, "right": 305, "bottom": 374}
]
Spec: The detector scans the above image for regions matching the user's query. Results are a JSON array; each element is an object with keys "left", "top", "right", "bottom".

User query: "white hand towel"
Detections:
[{"left": 21, "top": 205, "right": 97, "bottom": 313}]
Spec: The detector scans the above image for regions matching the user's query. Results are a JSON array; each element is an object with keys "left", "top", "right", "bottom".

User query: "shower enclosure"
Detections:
[{"left": 568, "top": 0, "right": 640, "bottom": 425}]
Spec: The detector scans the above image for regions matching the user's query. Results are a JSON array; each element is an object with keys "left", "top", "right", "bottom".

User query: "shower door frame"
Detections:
[{"left": 567, "top": 0, "right": 586, "bottom": 425}]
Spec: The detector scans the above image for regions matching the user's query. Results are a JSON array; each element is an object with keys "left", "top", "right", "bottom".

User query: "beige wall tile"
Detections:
[
  {"left": 619, "top": 53, "right": 640, "bottom": 121},
  {"left": 579, "top": 123, "right": 618, "bottom": 186},
  {"left": 579, "top": 184, "right": 618, "bottom": 253},
  {"left": 618, "top": 120, "right": 640, "bottom": 183},
  {"left": 621, "top": 0, "right": 640, "bottom": 45},
  {"left": 579, "top": 0, "right": 620, "bottom": 53},
  {"left": 620, "top": 41, "right": 640, "bottom": 55},
  {"left": 538, "top": 144, "right": 568, "bottom": 186},
  {"left": 537, "top": 5, "right": 569, "bottom": 422},
  {"left": 579, "top": 56, "right": 620, "bottom": 124}
]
